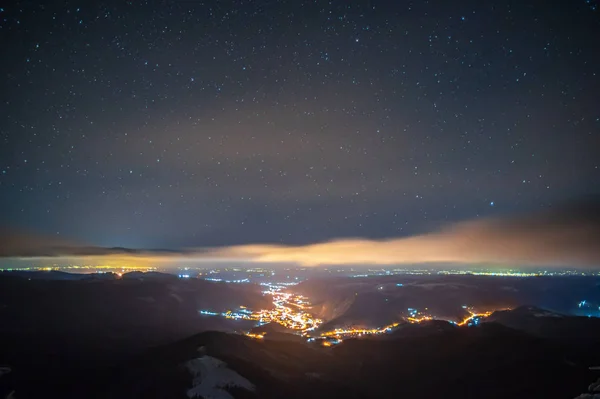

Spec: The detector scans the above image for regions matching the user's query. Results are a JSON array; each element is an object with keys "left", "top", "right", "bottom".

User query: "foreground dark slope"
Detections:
[
  {"left": 101, "top": 322, "right": 597, "bottom": 399},
  {"left": 2, "top": 272, "right": 600, "bottom": 398},
  {"left": 4, "top": 309, "right": 599, "bottom": 399}
]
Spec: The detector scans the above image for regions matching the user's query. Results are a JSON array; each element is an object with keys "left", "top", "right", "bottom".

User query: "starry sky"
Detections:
[{"left": 0, "top": 0, "right": 599, "bottom": 253}]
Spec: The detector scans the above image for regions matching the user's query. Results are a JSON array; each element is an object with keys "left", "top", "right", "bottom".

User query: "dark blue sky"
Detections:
[{"left": 0, "top": 0, "right": 598, "bottom": 250}]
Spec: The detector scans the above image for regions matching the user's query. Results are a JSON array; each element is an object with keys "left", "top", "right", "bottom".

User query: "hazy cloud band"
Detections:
[{"left": 1, "top": 199, "right": 599, "bottom": 269}]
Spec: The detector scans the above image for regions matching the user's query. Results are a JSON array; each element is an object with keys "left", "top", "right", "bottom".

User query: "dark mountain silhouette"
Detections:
[
  {"left": 2, "top": 273, "right": 600, "bottom": 398},
  {"left": 4, "top": 320, "right": 596, "bottom": 399},
  {"left": 485, "top": 306, "right": 600, "bottom": 348},
  {"left": 121, "top": 270, "right": 178, "bottom": 280}
]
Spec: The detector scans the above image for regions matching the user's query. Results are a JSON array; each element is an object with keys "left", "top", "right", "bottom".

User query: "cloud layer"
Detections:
[{"left": 2, "top": 198, "right": 599, "bottom": 269}]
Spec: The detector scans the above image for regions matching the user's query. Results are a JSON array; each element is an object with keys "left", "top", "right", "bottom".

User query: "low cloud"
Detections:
[
  {"left": 204, "top": 207, "right": 599, "bottom": 267},
  {"left": 0, "top": 230, "right": 142, "bottom": 258},
  {"left": 1, "top": 198, "right": 599, "bottom": 269}
]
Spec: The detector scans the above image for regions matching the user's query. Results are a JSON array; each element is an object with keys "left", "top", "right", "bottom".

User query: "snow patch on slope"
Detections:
[
  {"left": 185, "top": 355, "right": 255, "bottom": 399},
  {"left": 573, "top": 376, "right": 600, "bottom": 398}
]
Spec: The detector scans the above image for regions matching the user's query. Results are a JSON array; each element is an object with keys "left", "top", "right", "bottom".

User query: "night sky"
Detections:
[{"left": 1, "top": 0, "right": 598, "bottom": 252}]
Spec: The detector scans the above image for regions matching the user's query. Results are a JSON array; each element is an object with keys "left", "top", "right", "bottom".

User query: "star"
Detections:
[{"left": 0, "top": 0, "right": 596, "bottom": 252}]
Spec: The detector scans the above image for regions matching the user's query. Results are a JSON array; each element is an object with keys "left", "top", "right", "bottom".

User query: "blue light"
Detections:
[{"left": 199, "top": 310, "right": 218, "bottom": 316}]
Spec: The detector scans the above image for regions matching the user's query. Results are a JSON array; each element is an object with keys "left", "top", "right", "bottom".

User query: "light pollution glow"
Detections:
[
  {"left": 2, "top": 201, "right": 600, "bottom": 269},
  {"left": 233, "top": 285, "right": 499, "bottom": 344}
]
